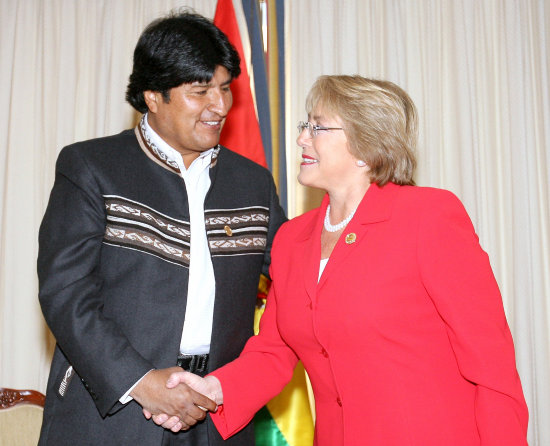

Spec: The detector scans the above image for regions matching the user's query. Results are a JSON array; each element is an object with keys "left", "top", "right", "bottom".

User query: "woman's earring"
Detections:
[{"left": 356, "top": 160, "right": 367, "bottom": 167}]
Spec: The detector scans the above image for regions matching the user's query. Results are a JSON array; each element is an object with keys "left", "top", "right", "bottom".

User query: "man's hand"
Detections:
[
  {"left": 145, "top": 371, "right": 224, "bottom": 432},
  {"left": 131, "top": 367, "right": 217, "bottom": 431}
]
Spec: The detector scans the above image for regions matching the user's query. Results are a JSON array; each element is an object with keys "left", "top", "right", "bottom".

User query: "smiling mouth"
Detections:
[
  {"left": 202, "top": 120, "right": 223, "bottom": 128},
  {"left": 301, "top": 155, "right": 318, "bottom": 165}
]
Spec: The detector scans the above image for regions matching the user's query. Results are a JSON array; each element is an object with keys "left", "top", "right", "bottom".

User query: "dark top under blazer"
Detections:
[{"left": 37, "top": 128, "right": 286, "bottom": 445}]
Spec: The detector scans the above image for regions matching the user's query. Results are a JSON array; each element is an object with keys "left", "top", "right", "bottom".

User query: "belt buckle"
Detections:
[{"left": 177, "top": 353, "right": 208, "bottom": 374}]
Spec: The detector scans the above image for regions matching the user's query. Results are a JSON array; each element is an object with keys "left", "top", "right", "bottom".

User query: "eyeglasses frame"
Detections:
[{"left": 297, "top": 121, "right": 344, "bottom": 138}]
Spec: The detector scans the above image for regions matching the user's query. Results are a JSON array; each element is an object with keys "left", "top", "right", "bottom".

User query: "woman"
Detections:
[{"left": 152, "top": 75, "right": 528, "bottom": 445}]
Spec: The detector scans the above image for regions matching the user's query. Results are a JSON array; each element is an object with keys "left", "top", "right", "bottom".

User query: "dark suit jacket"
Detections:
[
  {"left": 210, "top": 182, "right": 528, "bottom": 446},
  {"left": 38, "top": 128, "right": 286, "bottom": 445}
]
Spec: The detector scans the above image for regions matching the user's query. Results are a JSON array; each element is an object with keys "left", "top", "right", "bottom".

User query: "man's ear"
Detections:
[{"left": 143, "top": 90, "right": 160, "bottom": 113}]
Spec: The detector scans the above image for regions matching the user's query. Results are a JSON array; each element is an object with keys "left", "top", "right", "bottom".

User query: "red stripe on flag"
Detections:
[{"left": 214, "top": 0, "right": 267, "bottom": 167}]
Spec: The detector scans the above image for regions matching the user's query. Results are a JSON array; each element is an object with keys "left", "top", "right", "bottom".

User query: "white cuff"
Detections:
[{"left": 119, "top": 369, "right": 154, "bottom": 404}]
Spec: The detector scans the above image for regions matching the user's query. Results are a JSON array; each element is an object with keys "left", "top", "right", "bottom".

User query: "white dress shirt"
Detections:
[
  {"left": 120, "top": 114, "right": 216, "bottom": 403},
  {"left": 143, "top": 114, "right": 216, "bottom": 355}
]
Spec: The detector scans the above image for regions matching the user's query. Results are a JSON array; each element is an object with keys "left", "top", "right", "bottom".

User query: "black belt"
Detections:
[{"left": 177, "top": 353, "right": 209, "bottom": 375}]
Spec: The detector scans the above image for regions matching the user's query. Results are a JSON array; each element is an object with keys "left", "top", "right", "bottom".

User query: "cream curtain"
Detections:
[
  {"left": 1, "top": 0, "right": 548, "bottom": 445},
  {"left": 286, "top": 1, "right": 549, "bottom": 445}
]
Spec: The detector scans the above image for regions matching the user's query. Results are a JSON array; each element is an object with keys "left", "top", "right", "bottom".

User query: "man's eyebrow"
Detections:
[{"left": 190, "top": 78, "right": 232, "bottom": 88}]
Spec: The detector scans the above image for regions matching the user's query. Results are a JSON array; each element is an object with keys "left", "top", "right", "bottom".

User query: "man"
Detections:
[{"left": 38, "top": 11, "right": 286, "bottom": 446}]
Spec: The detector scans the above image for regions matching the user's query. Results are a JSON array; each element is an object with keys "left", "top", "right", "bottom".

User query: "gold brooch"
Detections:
[{"left": 345, "top": 233, "right": 356, "bottom": 244}]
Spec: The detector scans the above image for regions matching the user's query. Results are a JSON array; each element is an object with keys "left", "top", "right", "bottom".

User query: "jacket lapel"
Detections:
[
  {"left": 293, "top": 194, "right": 329, "bottom": 303},
  {"left": 317, "top": 182, "right": 400, "bottom": 290}
]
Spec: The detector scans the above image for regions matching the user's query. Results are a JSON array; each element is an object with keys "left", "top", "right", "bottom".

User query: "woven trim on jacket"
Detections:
[
  {"left": 103, "top": 197, "right": 269, "bottom": 265},
  {"left": 205, "top": 206, "right": 269, "bottom": 257},
  {"left": 103, "top": 195, "right": 191, "bottom": 267}
]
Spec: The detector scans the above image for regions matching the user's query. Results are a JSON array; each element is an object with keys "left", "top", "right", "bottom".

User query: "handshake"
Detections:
[{"left": 130, "top": 367, "right": 223, "bottom": 432}]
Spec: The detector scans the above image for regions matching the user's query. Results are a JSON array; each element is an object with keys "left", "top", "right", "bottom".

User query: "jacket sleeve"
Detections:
[
  {"left": 38, "top": 146, "right": 153, "bottom": 417},
  {"left": 417, "top": 190, "right": 528, "bottom": 445},
  {"left": 209, "top": 243, "right": 298, "bottom": 439}
]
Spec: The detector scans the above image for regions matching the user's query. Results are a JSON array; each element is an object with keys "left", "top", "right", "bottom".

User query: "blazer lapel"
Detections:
[
  {"left": 294, "top": 194, "right": 329, "bottom": 303},
  {"left": 318, "top": 182, "right": 400, "bottom": 290}
]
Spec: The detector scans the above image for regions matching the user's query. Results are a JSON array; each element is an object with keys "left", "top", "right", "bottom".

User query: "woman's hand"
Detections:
[{"left": 142, "top": 371, "right": 223, "bottom": 432}]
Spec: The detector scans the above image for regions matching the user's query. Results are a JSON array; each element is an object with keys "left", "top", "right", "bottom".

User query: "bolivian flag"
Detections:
[{"left": 214, "top": 1, "right": 314, "bottom": 445}]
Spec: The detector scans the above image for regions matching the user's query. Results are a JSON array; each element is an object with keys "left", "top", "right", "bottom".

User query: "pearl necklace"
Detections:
[{"left": 324, "top": 204, "right": 356, "bottom": 232}]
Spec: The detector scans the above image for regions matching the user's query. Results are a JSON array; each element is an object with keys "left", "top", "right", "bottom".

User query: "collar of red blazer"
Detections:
[{"left": 295, "top": 181, "right": 399, "bottom": 242}]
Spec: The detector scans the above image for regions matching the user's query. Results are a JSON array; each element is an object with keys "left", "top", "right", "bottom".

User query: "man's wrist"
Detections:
[{"left": 128, "top": 369, "right": 155, "bottom": 404}]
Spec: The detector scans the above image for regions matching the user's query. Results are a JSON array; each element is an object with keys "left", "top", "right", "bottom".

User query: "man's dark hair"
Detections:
[{"left": 126, "top": 10, "right": 241, "bottom": 113}]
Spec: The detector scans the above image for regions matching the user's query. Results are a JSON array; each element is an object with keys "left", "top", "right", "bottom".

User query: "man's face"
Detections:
[{"left": 145, "top": 65, "right": 233, "bottom": 167}]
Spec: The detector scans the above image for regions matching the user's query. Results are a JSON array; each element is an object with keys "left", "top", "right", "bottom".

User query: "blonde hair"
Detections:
[{"left": 306, "top": 75, "right": 417, "bottom": 186}]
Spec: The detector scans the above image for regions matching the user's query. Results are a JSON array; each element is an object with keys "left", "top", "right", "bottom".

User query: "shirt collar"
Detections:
[{"left": 138, "top": 114, "right": 217, "bottom": 174}]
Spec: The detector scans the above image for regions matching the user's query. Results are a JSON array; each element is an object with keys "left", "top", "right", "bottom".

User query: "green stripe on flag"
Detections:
[{"left": 254, "top": 406, "right": 290, "bottom": 446}]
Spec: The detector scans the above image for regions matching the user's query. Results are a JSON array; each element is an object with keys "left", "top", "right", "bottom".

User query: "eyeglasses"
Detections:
[{"left": 297, "top": 121, "right": 344, "bottom": 138}]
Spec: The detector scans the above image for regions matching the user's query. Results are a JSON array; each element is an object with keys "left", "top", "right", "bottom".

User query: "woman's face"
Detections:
[{"left": 297, "top": 106, "right": 360, "bottom": 191}]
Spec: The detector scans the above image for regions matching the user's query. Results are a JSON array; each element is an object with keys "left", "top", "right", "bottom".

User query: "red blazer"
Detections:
[{"left": 210, "top": 182, "right": 528, "bottom": 446}]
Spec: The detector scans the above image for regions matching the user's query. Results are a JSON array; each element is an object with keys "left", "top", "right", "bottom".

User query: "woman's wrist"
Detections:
[{"left": 204, "top": 375, "right": 224, "bottom": 405}]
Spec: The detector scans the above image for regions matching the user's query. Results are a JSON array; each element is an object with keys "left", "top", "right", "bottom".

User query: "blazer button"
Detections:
[
  {"left": 336, "top": 397, "right": 342, "bottom": 406},
  {"left": 321, "top": 348, "right": 329, "bottom": 358},
  {"left": 224, "top": 225, "right": 233, "bottom": 236}
]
